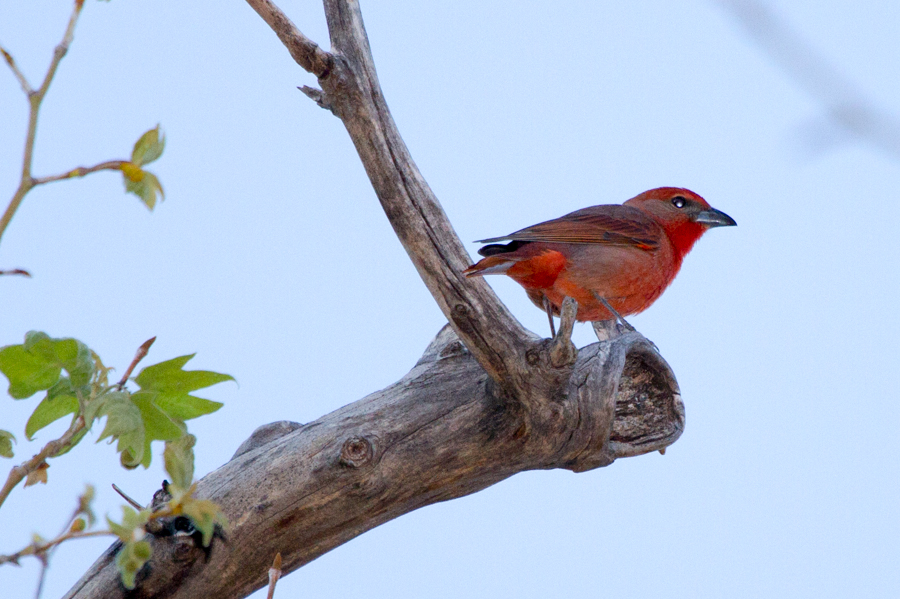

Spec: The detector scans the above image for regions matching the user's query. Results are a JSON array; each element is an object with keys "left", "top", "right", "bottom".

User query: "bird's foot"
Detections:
[
  {"left": 590, "top": 310, "right": 660, "bottom": 354},
  {"left": 591, "top": 292, "right": 637, "bottom": 335}
]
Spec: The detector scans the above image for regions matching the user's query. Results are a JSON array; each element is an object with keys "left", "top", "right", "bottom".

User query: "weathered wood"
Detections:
[{"left": 63, "top": 327, "right": 683, "bottom": 599}]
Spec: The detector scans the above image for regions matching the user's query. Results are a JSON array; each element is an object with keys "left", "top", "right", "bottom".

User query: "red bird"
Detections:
[{"left": 463, "top": 187, "right": 735, "bottom": 330}]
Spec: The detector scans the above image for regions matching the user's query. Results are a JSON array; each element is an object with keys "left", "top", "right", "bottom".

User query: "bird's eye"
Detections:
[{"left": 671, "top": 196, "right": 687, "bottom": 209}]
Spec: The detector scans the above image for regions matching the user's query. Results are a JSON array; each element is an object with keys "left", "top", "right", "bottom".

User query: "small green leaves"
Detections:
[
  {"left": 108, "top": 505, "right": 151, "bottom": 543},
  {"left": 0, "top": 332, "right": 92, "bottom": 399},
  {"left": 131, "top": 125, "right": 165, "bottom": 167},
  {"left": 122, "top": 165, "right": 164, "bottom": 210},
  {"left": 122, "top": 125, "right": 165, "bottom": 210},
  {"left": 108, "top": 506, "right": 153, "bottom": 589},
  {"left": 0, "top": 429, "right": 15, "bottom": 458},
  {"left": 181, "top": 498, "right": 226, "bottom": 547},
  {"left": 164, "top": 434, "right": 196, "bottom": 491},
  {"left": 1, "top": 331, "right": 230, "bottom": 590},
  {"left": 116, "top": 539, "right": 152, "bottom": 589}
]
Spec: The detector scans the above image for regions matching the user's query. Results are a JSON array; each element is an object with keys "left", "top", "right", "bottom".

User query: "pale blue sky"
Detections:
[{"left": 1, "top": 1, "right": 898, "bottom": 598}]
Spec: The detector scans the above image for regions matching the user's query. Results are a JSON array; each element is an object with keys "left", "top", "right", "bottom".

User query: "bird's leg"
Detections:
[
  {"left": 591, "top": 293, "right": 660, "bottom": 351},
  {"left": 550, "top": 296, "right": 578, "bottom": 367},
  {"left": 542, "top": 294, "right": 557, "bottom": 338},
  {"left": 592, "top": 292, "right": 636, "bottom": 335}
]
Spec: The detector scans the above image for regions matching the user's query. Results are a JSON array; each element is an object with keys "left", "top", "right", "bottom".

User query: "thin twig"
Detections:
[
  {"left": 0, "top": 529, "right": 110, "bottom": 567},
  {"left": 34, "top": 554, "right": 49, "bottom": 599},
  {"left": 31, "top": 161, "right": 127, "bottom": 186},
  {"left": 0, "top": 268, "right": 31, "bottom": 277},
  {"left": 266, "top": 553, "right": 283, "bottom": 599},
  {"left": 112, "top": 484, "right": 145, "bottom": 510},
  {"left": 116, "top": 337, "right": 156, "bottom": 390},
  {"left": 0, "top": 0, "right": 86, "bottom": 246},
  {"left": 0, "top": 45, "right": 33, "bottom": 95},
  {"left": 2, "top": 494, "right": 178, "bottom": 567},
  {"left": 34, "top": 493, "right": 89, "bottom": 599},
  {"left": 0, "top": 415, "right": 85, "bottom": 511}
]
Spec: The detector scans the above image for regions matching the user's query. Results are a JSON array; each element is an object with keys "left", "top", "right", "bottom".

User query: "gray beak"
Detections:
[{"left": 694, "top": 207, "right": 737, "bottom": 228}]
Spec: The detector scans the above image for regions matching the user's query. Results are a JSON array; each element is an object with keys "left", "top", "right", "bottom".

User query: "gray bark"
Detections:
[{"left": 64, "top": 1, "right": 686, "bottom": 597}]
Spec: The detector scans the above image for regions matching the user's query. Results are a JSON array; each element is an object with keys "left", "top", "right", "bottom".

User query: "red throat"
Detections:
[{"left": 662, "top": 221, "right": 706, "bottom": 265}]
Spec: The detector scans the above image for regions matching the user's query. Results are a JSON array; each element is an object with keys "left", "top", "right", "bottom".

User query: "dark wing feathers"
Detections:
[{"left": 477, "top": 205, "right": 660, "bottom": 251}]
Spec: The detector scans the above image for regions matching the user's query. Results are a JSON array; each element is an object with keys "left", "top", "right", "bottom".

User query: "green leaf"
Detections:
[
  {"left": 163, "top": 434, "right": 195, "bottom": 490},
  {"left": 124, "top": 169, "right": 164, "bottom": 210},
  {"left": 67, "top": 342, "right": 94, "bottom": 388},
  {"left": 25, "top": 390, "right": 78, "bottom": 439},
  {"left": 131, "top": 125, "right": 165, "bottom": 167},
  {"left": 135, "top": 354, "right": 230, "bottom": 420},
  {"left": 0, "top": 429, "right": 15, "bottom": 458},
  {"left": 155, "top": 393, "right": 223, "bottom": 421},
  {"left": 134, "top": 354, "right": 233, "bottom": 392},
  {"left": 131, "top": 390, "right": 184, "bottom": 469},
  {"left": 127, "top": 352, "right": 231, "bottom": 469},
  {"left": 96, "top": 391, "right": 145, "bottom": 467},
  {"left": 0, "top": 333, "right": 90, "bottom": 399}
]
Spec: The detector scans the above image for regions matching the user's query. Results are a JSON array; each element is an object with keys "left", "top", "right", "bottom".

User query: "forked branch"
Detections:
[{"left": 246, "top": 0, "right": 536, "bottom": 397}]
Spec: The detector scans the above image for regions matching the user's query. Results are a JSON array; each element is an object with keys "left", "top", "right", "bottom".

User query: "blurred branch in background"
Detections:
[{"left": 717, "top": 0, "right": 900, "bottom": 159}]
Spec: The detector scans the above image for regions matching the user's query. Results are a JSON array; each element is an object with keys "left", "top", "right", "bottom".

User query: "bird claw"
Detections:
[{"left": 590, "top": 294, "right": 641, "bottom": 342}]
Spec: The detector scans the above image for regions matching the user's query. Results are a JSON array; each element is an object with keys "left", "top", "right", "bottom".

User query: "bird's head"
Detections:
[{"left": 625, "top": 187, "right": 736, "bottom": 258}]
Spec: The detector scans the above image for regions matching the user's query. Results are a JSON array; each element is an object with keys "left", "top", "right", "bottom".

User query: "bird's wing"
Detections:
[{"left": 477, "top": 205, "right": 661, "bottom": 251}]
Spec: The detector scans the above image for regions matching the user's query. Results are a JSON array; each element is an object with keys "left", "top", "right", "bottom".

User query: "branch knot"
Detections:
[{"left": 340, "top": 436, "right": 374, "bottom": 468}]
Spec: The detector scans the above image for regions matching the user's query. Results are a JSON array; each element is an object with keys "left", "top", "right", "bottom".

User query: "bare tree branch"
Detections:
[
  {"left": 63, "top": 2, "right": 688, "bottom": 597},
  {"left": 717, "top": 0, "right": 900, "bottom": 158},
  {"left": 248, "top": 0, "right": 537, "bottom": 398},
  {"left": 63, "top": 327, "right": 684, "bottom": 599}
]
